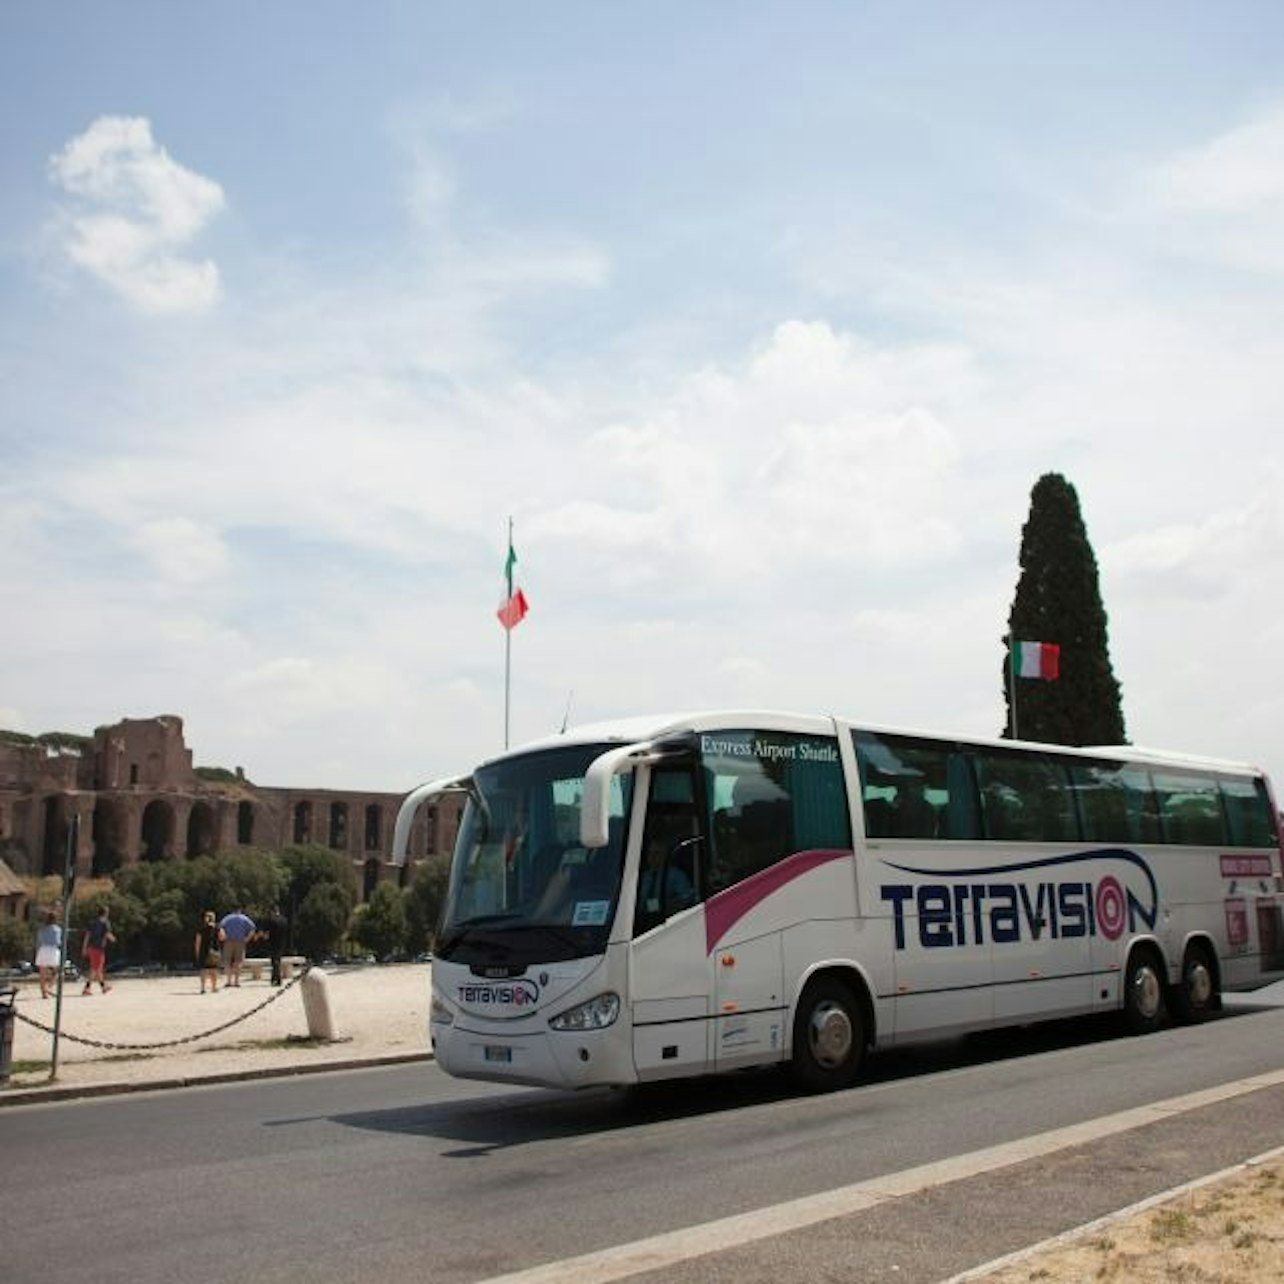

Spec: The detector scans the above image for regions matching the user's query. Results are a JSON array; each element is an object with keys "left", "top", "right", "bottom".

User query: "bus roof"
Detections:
[{"left": 480, "top": 711, "right": 1267, "bottom": 780}]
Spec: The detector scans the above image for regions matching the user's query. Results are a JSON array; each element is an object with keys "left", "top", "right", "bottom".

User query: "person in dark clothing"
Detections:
[
  {"left": 195, "top": 910, "right": 221, "bottom": 993},
  {"left": 265, "top": 906, "right": 288, "bottom": 985}
]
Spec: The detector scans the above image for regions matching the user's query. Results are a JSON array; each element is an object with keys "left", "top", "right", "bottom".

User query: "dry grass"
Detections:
[{"left": 975, "top": 1156, "right": 1284, "bottom": 1282}]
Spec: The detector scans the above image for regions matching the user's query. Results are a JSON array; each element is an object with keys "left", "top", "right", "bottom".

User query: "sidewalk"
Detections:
[{"left": 1, "top": 961, "right": 433, "bottom": 1104}]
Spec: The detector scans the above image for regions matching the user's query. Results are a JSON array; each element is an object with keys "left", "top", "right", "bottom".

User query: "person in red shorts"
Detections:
[{"left": 82, "top": 905, "right": 116, "bottom": 995}]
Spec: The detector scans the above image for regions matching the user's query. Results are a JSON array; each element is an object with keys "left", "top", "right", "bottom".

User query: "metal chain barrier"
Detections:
[{"left": 12, "top": 964, "right": 312, "bottom": 1052}]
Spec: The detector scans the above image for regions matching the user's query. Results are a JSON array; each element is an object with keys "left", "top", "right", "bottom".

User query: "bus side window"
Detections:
[
  {"left": 863, "top": 794, "right": 894, "bottom": 839},
  {"left": 1221, "top": 776, "right": 1276, "bottom": 847},
  {"left": 944, "top": 752, "right": 980, "bottom": 840}
]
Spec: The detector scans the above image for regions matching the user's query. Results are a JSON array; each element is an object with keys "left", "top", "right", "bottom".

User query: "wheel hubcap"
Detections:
[
  {"left": 1186, "top": 961, "right": 1212, "bottom": 1008},
  {"left": 810, "top": 1001, "right": 853, "bottom": 1069},
  {"left": 1133, "top": 966, "right": 1162, "bottom": 1020}
]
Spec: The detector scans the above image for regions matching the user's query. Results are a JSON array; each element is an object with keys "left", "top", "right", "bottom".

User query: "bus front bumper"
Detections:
[{"left": 431, "top": 1017, "right": 638, "bottom": 1090}]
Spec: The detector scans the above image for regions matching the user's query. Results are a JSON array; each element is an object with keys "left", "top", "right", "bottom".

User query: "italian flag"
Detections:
[
  {"left": 1012, "top": 639, "right": 1060, "bottom": 680},
  {"left": 496, "top": 540, "right": 529, "bottom": 631}
]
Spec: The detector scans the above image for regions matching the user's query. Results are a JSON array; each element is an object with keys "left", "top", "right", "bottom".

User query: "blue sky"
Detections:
[{"left": 5, "top": 5, "right": 1284, "bottom": 791}]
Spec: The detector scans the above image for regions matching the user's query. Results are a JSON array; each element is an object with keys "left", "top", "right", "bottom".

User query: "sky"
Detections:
[{"left": 5, "top": 4, "right": 1284, "bottom": 794}]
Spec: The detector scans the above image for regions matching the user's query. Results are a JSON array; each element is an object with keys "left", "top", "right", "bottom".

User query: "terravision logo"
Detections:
[{"left": 879, "top": 849, "right": 1159, "bottom": 950}]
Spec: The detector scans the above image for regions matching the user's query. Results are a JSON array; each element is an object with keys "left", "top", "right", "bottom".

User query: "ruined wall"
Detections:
[{"left": 0, "top": 715, "right": 457, "bottom": 890}]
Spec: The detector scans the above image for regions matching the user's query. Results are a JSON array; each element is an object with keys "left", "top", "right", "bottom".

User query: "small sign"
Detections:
[
  {"left": 1220, "top": 855, "right": 1274, "bottom": 878},
  {"left": 572, "top": 900, "right": 610, "bottom": 926},
  {"left": 1225, "top": 897, "right": 1249, "bottom": 948}
]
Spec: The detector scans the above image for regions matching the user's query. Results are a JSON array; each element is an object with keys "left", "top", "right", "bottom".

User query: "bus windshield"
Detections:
[{"left": 436, "top": 742, "right": 633, "bottom": 966}]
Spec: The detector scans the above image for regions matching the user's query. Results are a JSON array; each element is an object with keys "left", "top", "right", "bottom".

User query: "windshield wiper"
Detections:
[{"left": 438, "top": 914, "right": 523, "bottom": 955}]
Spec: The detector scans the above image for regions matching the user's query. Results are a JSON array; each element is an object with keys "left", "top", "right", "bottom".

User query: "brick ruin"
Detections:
[{"left": 0, "top": 715, "right": 461, "bottom": 900}]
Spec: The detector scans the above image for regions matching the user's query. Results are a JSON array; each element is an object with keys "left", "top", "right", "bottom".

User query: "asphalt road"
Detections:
[{"left": 4, "top": 1001, "right": 1283, "bottom": 1284}]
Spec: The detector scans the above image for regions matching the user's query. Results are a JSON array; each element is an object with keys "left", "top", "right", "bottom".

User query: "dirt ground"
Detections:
[{"left": 970, "top": 1152, "right": 1284, "bottom": 1281}]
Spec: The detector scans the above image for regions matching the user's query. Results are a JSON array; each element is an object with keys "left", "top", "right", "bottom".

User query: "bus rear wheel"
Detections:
[
  {"left": 1123, "top": 947, "right": 1168, "bottom": 1035},
  {"left": 1170, "top": 942, "right": 1219, "bottom": 1024},
  {"left": 789, "top": 977, "right": 864, "bottom": 1093}
]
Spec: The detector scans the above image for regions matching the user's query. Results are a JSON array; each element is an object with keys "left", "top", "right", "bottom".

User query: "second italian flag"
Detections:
[{"left": 1012, "top": 639, "right": 1060, "bottom": 680}]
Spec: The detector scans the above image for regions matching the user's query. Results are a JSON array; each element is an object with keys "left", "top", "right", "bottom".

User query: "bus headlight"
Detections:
[
  {"left": 548, "top": 992, "right": 620, "bottom": 1032},
  {"left": 430, "top": 995, "right": 455, "bottom": 1026}
]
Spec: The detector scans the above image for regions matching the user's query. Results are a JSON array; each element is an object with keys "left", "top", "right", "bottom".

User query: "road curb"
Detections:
[{"left": 0, "top": 1050, "right": 434, "bottom": 1106}]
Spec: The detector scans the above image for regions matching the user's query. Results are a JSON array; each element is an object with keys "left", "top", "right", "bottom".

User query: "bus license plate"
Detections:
[{"left": 484, "top": 1045, "right": 512, "bottom": 1064}]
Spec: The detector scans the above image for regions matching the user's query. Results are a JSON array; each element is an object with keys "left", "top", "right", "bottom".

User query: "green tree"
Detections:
[
  {"left": 279, "top": 845, "right": 358, "bottom": 916},
  {"left": 351, "top": 881, "right": 407, "bottom": 959},
  {"left": 69, "top": 888, "right": 146, "bottom": 960},
  {"left": 294, "top": 882, "right": 353, "bottom": 960},
  {"left": 115, "top": 851, "right": 287, "bottom": 963},
  {"left": 1004, "top": 473, "right": 1126, "bottom": 745},
  {"left": 0, "top": 914, "right": 32, "bottom": 966},
  {"left": 404, "top": 855, "right": 450, "bottom": 955}
]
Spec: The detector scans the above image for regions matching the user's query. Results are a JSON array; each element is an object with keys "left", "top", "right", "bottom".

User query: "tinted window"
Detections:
[
  {"left": 1152, "top": 770, "right": 1226, "bottom": 846},
  {"left": 1066, "top": 760, "right": 1161, "bottom": 844},
  {"left": 852, "top": 731, "right": 980, "bottom": 840},
  {"left": 701, "top": 730, "right": 850, "bottom": 892},
  {"left": 972, "top": 749, "right": 1078, "bottom": 842},
  {"left": 1220, "top": 776, "right": 1277, "bottom": 848}
]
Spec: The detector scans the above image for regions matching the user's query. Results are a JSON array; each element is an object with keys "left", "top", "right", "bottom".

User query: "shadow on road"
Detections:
[{"left": 324, "top": 1005, "right": 1267, "bottom": 1153}]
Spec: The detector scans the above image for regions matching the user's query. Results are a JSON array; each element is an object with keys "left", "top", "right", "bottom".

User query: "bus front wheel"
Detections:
[
  {"left": 789, "top": 977, "right": 864, "bottom": 1092},
  {"left": 1170, "top": 942, "right": 1219, "bottom": 1024},
  {"left": 1123, "top": 948, "right": 1167, "bottom": 1035}
]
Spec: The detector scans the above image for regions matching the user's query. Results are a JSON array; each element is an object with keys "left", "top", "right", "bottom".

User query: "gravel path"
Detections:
[{"left": 3, "top": 962, "right": 431, "bottom": 1095}]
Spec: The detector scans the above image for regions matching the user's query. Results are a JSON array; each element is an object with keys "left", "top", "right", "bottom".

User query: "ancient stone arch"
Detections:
[
  {"left": 329, "top": 801, "right": 348, "bottom": 849},
  {"left": 237, "top": 801, "right": 254, "bottom": 845},
  {"left": 293, "top": 800, "right": 312, "bottom": 844},
  {"left": 92, "top": 796, "right": 130, "bottom": 875},
  {"left": 141, "top": 798, "right": 175, "bottom": 862},
  {"left": 186, "top": 800, "right": 217, "bottom": 858}
]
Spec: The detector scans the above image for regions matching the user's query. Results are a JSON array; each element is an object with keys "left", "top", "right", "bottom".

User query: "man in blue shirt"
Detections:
[{"left": 217, "top": 907, "right": 257, "bottom": 988}]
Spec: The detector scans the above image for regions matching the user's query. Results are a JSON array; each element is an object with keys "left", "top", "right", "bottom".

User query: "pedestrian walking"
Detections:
[
  {"left": 217, "top": 906, "right": 256, "bottom": 988},
  {"left": 265, "top": 905, "right": 288, "bottom": 985},
  {"left": 35, "top": 910, "right": 63, "bottom": 999},
  {"left": 194, "top": 910, "right": 221, "bottom": 993},
  {"left": 81, "top": 905, "right": 115, "bottom": 994}
]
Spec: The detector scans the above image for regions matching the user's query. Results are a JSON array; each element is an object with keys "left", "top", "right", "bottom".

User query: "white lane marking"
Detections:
[
  {"left": 942, "top": 1140, "right": 1284, "bottom": 1282},
  {"left": 477, "top": 1068, "right": 1284, "bottom": 1284}
]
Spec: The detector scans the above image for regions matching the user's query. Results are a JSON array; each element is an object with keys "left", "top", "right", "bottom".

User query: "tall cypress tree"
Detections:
[{"left": 1003, "top": 473, "right": 1126, "bottom": 745}]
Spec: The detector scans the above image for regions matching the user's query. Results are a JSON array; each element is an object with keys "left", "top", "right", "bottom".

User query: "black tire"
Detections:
[
  {"left": 789, "top": 976, "right": 864, "bottom": 1092},
  {"left": 1169, "top": 941, "right": 1219, "bottom": 1024},
  {"left": 1122, "top": 947, "right": 1168, "bottom": 1035}
]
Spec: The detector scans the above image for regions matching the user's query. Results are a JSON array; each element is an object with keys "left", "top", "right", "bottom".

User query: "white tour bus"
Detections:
[{"left": 391, "top": 711, "right": 1284, "bottom": 1092}]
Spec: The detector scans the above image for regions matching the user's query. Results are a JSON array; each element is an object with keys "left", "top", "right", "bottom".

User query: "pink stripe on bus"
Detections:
[{"left": 704, "top": 848, "right": 851, "bottom": 955}]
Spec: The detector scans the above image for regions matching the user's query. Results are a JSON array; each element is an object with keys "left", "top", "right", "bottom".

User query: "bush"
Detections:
[
  {"left": 351, "top": 882, "right": 407, "bottom": 960},
  {"left": 0, "top": 914, "right": 33, "bottom": 966},
  {"left": 405, "top": 855, "right": 450, "bottom": 954},
  {"left": 295, "top": 883, "right": 353, "bottom": 961}
]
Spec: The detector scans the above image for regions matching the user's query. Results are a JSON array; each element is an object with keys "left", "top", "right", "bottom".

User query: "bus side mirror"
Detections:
[{"left": 581, "top": 741, "right": 652, "bottom": 847}]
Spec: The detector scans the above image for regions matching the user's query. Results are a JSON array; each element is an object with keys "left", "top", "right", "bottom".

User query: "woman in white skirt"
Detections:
[{"left": 35, "top": 910, "right": 63, "bottom": 999}]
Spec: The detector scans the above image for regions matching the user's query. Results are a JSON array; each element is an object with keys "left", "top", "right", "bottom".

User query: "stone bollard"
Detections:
[{"left": 300, "top": 968, "right": 339, "bottom": 1042}]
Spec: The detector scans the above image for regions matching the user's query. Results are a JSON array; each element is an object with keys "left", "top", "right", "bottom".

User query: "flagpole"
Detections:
[
  {"left": 1007, "top": 635, "right": 1019, "bottom": 741},
  {"left": 504, "top": 516, "right": 513, "bottom": 749}
]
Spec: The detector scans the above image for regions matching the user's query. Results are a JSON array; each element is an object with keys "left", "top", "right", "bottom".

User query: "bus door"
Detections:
[
  {"left": 706, "top": 771, "right": 789, "bottom": 1072},
  {"left": 701, "top": 728, "right": 854, "bottom": 1070},
  {"left": 627, "top": 765, "right": 713, "bottom": 1081}
]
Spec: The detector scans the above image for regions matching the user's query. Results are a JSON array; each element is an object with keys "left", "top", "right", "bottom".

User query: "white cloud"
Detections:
[
  {"left": 48, "top": 116, "right": 225, "bottom": 313},
  {"left": 1151, "top": 106, "right": 1284, "bottom": 214},
  {"left": 538, "top": 319, "right": 970, "bottom": 586},
  {"left": 1136, "top": 103, "right": 1284, "bottom": 273},
  {"left": 129, "top": 517, "right": 229, "bottom": 586}
]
